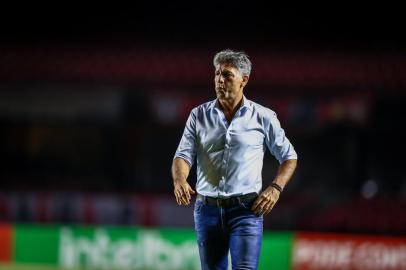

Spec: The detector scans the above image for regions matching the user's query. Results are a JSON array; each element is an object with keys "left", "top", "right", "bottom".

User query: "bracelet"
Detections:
[{"left": 270, "top": 182, "right": 283, "bottom": 193}]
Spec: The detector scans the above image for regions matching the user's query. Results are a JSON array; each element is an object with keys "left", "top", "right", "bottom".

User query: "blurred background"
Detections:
[{"left": 0, "top": 2, "right": 405, "bottom": 270}]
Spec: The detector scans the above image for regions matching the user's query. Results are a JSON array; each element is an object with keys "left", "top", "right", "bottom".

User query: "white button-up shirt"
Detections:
[{"left": 174, "top": 96, "right": 297, "bottom": 198}]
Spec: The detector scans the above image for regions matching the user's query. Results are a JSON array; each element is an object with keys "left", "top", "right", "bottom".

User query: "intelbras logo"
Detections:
[{"left": 58, "top": 228, "right": 200, "bottom": 270}]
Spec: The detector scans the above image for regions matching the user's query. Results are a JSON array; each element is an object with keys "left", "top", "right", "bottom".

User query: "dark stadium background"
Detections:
[{"left": 1, "top": 2, "right": 405, "bottom": 236}]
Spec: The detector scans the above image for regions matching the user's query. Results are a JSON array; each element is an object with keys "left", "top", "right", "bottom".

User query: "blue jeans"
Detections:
[{"left": 194, "top": 196, "right": 263, "bottom": 270}]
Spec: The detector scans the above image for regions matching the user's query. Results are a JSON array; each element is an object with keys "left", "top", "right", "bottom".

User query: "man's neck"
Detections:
[{"left": 218, "top": 95, "right": 243, "bottom": 121}]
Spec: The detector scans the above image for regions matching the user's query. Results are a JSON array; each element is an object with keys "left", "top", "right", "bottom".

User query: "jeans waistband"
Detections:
[{"left": 196, "top": 192, "right": 258, "bottom": 208}]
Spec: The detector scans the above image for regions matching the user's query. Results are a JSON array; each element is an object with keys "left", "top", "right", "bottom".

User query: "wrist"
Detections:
[
  {"left": 174, "top": 178, "right": 187, "bottom": 184},
  {"left": 269, "top": 182, "right": 283, "bottom": 193}
]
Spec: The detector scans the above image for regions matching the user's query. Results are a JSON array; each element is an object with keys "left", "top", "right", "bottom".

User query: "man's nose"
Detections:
[{"left": 216, "top": 75, "right": 224, "bottom": 83}]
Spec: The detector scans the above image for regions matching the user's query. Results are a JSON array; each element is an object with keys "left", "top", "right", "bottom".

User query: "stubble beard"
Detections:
[{"left": 216, "top": 88, "right": 234, "bottom": 101}]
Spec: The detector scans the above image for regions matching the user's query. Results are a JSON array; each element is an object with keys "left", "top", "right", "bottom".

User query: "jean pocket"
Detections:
[
  {"left": 239, "top": 200, "right": 253, "bottom": 210},
  {"left": 194, "top": 199, "right": 204, "bottom": 214}
]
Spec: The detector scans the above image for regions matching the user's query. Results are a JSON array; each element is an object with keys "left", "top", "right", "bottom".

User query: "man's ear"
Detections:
[{"left": 241, "top": 75, "right": 249, "bottom": 88}]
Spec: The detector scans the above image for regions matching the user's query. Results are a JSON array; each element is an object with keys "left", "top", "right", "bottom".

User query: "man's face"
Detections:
[{"left": 214, "top": 64, "right": 248, "bottom": 102}]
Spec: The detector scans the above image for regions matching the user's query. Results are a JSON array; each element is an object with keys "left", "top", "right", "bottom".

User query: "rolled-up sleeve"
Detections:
[
  {"left": 265, "top": 111, "right": 298, "bottom": 164},
  {"left": 174, "top": 108, "right": 197, "bottom": 167}
]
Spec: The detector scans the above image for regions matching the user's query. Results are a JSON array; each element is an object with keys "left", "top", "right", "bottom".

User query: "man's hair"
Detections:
[{"left": 213, "top": 49, "right": 252, "bottom": 76}]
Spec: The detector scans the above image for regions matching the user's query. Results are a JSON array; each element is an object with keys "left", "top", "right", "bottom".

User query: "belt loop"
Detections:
[
  {"left": 216, "top": 199, "right": 220, "bottom": 208},
  {"left": 237, "top": 197, "right": 241, "bottom": 205}
]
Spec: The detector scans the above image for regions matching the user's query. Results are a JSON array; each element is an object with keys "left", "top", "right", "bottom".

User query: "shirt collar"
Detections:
[{"left": 208, "top": 95, "right": 253, "bottom": 111}]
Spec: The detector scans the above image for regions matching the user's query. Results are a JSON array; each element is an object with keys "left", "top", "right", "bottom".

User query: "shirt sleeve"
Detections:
[
  {"left": 174, "top": 108, "right": 197, "bottom": 167},
  {"left": 265, "top": 111, "right": 298, "bottom": 164}
]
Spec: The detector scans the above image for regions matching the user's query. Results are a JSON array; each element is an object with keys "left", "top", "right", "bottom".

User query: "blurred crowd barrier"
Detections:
[
  {"left": 0, "top": 192, "right": 194, "bottom": 227},
  {"left": 0, "top": 191, "right": 405, "bottom": 235}
]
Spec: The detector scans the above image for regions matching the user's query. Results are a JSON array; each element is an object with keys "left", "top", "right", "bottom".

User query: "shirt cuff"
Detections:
[
  {"left": 173, "top": 153, "right": 193, "bottom": 167},
  {"left": 278, "top": 153, "right": 298, "bottom": 164}
]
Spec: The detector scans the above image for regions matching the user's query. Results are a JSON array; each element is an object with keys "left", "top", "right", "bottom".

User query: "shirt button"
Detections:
[
  {"left": 223, "top": 160, "right": 226, "bottom": 164},
  {"left": 225, "top": 144, "right": 229, "bottom": 149}
]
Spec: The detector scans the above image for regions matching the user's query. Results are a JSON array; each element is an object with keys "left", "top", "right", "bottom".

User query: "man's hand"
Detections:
[
  {"left": 172, "top": 157, "right": 195, "bottom": 205},
  {"left": 251, "top": 186, "right": 280, "bottom": 215},
  {"left": 174, "top": 181, "right": 195, "bottom": 205}
]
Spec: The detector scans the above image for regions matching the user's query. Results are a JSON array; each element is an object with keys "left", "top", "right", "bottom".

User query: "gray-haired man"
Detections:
[{"left": 172, "top": 49, "right": 298, "bottom": 270}]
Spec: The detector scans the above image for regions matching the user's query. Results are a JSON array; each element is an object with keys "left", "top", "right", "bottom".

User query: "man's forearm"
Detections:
[
  {"left": 172, "top": 157, "right": 195, "bottom": 205},
  {"left": 171, "top": 157, "right": 191, "bottom": 184},
  {"left": 272, "top": 159, "right": 297, "bottom": 189}
]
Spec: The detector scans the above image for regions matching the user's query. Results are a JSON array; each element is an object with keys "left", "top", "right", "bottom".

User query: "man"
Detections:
[{"left": 172, "top": 49, "right": 297, "bottom": 270}]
